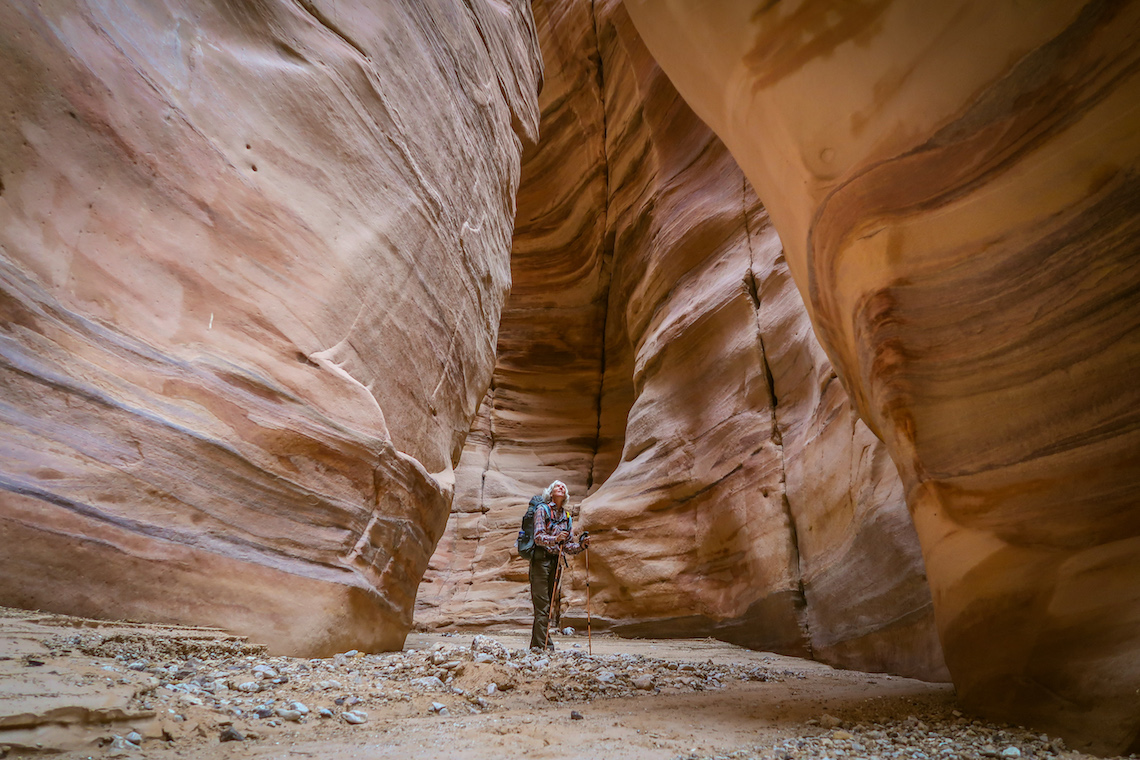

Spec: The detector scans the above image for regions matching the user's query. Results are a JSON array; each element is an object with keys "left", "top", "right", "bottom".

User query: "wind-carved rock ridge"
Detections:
[
  {"left": 0, "top": 0, "right": 541, "bottom": 657},
  {"left": 418, "top": 0, "right": 946, "bottom": 683},
  {"left": 624, "top": 0, "right": 1140, "bottom": 752}
]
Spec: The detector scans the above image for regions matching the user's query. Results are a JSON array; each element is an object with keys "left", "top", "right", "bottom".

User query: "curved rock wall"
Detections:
[
  {"left": 624, "top": 0, "right": 1140, "bottom": 752},
  {"left": 416, "top": 0, "right": 620, "bottom": 631},
  {"left": 0, "top": 0, "right": 540, "bottom": 657},
  {"left": 418, "top": 0, "right": 947, "bottom": 682}
]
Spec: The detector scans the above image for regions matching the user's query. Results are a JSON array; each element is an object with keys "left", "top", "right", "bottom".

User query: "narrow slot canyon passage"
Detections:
[
  {"left": 415, "top": 0, "right": 944, "bottom": 685},
  {"left": 0, "top": 0, "right": 1136, "bottom": 757}
]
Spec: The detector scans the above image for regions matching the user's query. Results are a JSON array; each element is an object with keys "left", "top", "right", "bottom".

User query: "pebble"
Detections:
[
  {"left": 342, "top": 710, "right": 367, "bottom": 725},
  {"left": 570, "top": 710, "right": 584, "bottom": 720},
  {"left": 125, "top": 731, "right": 142, "bottom": 745},
  {"left": 318, "top": 707, "right": 334, "bottom": 718},
  {"left": 820, "top": 714, "right": 843, "bottom": 729},
  {"left": 632, "top": 675, "right": 654, "bottom": 691},
  {"left": 471, "top": 635, "right": 508, "bottom": 660},
  {"left": 236, "top": 681, "right": 260, "bottom": 693},
  {"left": 106, "top": 735, "right": 134, "bottom": 757},
  {"left": 1002, "top": 747, "right": 1022, "bottom": 758},
  {"left": 412, "top": 676, "right": 446, "bottom": 690},
  {"left": 486, "top": 683, "right": 497, "bottom": 695},
  {"left": 219, "top": 726, "right": 245, "bottom": 742},
  {"left": 597, "top": 671, "right": 616, "bottom": 684},
  {"left": 289, "top": 701, "right": 310, "bottom": 714}
]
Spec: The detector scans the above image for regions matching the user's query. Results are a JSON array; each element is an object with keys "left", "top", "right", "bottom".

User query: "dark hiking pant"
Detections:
[{"left": 529, "top": 551, "right": 560, "bottom": 649}]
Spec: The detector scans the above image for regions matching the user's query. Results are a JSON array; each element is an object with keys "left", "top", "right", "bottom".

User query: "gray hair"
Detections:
[{"left": 541, "top": 480, "right": 569, "bottom": 503}]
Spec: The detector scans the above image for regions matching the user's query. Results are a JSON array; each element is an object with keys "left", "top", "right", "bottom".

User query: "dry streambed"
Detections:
[
  {"left": 0, "top": 610, "right": 1130, "bottom": 760},
  {"left": 16, "top": 627, "right": 783, "bottom": 747}
]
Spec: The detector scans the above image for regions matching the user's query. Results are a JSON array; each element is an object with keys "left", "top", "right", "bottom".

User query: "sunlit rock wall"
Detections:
[
  {"left": 418, "top": 0, "right": 947, "bottom": 682},
  {"left": 625, "top": 0, "right": 1140, "bottom": 753},
  {"left": 0, "top": 0, "right": 540, "bottom": 657}
]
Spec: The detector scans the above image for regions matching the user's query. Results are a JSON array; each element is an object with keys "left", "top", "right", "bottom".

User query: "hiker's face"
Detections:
[{"left": 551, "top": 484, "right": 566, "bottom": 504}]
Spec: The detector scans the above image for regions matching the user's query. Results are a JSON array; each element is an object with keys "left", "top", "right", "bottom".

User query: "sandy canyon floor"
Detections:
[{"left": 0, "top": 607, "right": 1128, "bottom": 760}]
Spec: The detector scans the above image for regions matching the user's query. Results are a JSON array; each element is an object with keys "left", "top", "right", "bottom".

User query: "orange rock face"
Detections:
[
  {"left": 418, "top": 0, "right": 947, "bottom": 682},
  {"left": 625, "top": 0, "right": 1140, "bottom": 753},
  {"left": 0, "top": 0, "right": 540, "bottom": 656}
]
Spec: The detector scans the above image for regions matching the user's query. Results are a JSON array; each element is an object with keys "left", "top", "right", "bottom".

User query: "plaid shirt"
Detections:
[{"left": 533, "top": 503, "right": 585, "bottom": 555}]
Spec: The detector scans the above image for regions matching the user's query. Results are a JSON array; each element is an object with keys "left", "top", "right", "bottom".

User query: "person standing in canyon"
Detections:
[{"left": 529, "top": 479, "right": 589, "bottom": 650}]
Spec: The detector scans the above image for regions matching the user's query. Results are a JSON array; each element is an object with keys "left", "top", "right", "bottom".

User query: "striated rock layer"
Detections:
[
  {"left": 417, "top": 0, "right": 616, "bottom": 632},
  {"left": 0, "top": 0, "right": 540, "bottom": 656},
  {"left": 418, "top": 0, "right": 947, "bottom": 682},
  {"left": 625, "top": 0, "right": 1140, "bottom": 753}
]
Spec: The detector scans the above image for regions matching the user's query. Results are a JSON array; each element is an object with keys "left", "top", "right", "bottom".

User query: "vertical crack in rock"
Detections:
[
  {"left": 741, "top": 177, "right": 813, "bottom": 654},
  {"left": 585, "top": 0, "right": 613, "bottom": 495}
]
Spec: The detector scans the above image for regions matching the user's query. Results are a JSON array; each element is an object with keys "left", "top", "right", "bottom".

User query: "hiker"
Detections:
[{"left": 529, "top": 479, "right": 588, "bottom": 650}]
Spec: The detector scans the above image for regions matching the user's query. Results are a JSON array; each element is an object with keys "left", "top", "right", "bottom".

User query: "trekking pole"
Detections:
[
  {"left": 543, "top": 546, "right": 564, "bottom": 650},
  {"left": 585, "top": 544, "right": 593, "bottom": 656}
]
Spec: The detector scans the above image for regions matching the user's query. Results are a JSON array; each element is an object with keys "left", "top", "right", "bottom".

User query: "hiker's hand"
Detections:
[
  {"left": 579, "top": 533, "right": 590, "bottom": 547},
  {"left": 556, "top": 531, "right": 570, "bottom": 544}
]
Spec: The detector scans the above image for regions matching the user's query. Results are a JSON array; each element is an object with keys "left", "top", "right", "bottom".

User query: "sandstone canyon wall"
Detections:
[
  {"left": 0, "top": 0, "right": 540, "bottom": 657},
  {"left": 416, "top": 0, "right": 615, "bottom": 631},
  {"left": 624, "top": 0, "right": 1140, "bottom": 753},
  {"left": 418, "top": 0, "right": 947, "bottom": 682}
]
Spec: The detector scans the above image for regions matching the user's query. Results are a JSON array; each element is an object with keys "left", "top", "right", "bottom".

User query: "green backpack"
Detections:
[
  {"left": 517, "top": 495, "right": 546, "bottom": 559},
  {"left": 517, "top": 496, "right": 572, "bottom": 559}
]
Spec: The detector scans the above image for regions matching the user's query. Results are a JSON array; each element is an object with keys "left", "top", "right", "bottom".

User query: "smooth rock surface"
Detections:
[
  {"left": 624, "top": 0, "right": 1140, "bottom": 752},
  {"left": 0, "top": 0, "right": 540, "bottom": 656},
  {"left": 418, "top": 0, "right": 946, "bottom": 682}
]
